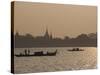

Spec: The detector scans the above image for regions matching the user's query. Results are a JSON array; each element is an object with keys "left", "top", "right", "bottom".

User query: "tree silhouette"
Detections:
[{"left": 14, "top": 32, "right": 97, "bottom": 48}]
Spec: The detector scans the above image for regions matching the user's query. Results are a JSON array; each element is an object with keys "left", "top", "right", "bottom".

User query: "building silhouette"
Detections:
[
  {"left": 14, "top": 28, "right": 97, "bottom": 48},
  {"left": 44, "top": 28, "right": 52, "bottom": 40}
]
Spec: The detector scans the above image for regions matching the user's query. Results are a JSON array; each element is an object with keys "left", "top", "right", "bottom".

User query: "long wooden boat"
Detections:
[{"left": 15, "top": 50, "right": 57, "bottom": 57}]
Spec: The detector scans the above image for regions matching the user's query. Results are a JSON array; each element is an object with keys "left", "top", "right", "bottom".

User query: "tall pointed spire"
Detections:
[
  {"left": 46, "top": 27, "right": 48, "bottom": 35},
  {"left": 44, "top": 26, "right": 49, "bottom": 39}
]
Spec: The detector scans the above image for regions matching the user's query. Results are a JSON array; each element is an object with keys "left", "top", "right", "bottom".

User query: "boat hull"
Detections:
[
  {"left": 15, "top": 54, "right": 56, "bottom": 57},
  {"left": 68, "top": 49, "right": 84, "bottom": 51},
  {"left": 15, "top": 50, "right": 57, "bottom": 57}
]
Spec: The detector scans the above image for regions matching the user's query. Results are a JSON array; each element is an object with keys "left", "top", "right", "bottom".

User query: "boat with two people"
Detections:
[{"left": 68, "top": 48, "right": 84, "bottom": 51}]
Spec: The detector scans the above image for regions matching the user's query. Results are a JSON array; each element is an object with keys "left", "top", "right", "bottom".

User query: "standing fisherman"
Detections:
[
  {"left": 28, "top": 49, "right": 30, "bottom": 55},
  {"left": 24, "top": 49, "right": 27, "bottom": 55}
]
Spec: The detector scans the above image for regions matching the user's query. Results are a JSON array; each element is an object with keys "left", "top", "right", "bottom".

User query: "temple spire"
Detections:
[{"left": 44, "top": 27, "right": 49, "bottom": 39}]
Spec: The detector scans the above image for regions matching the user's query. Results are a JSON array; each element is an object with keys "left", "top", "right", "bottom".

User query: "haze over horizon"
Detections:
[{"left": 14, "top": 1, "right": 97, "bottom": 38}]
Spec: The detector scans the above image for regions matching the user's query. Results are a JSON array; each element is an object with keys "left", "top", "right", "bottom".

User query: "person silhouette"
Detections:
[
  {"left": 24, "top": 49, "right": 27, "bottom": 55},
  {"left": 28, "top": 49, "right": 30, "bottom": 55}
]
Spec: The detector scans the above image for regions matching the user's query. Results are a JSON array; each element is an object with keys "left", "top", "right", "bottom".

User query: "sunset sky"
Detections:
[{"left": 14, "top": 1, "right": 97, "bottom": 38}]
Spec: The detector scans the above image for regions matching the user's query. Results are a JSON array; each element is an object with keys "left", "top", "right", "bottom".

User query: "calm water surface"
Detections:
[{"left": 14, "top": 47, "right": 97, "bottom": 73}]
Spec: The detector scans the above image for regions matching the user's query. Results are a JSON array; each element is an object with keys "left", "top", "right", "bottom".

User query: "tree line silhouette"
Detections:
[{"left": 14, "top": 31, "right": 97, "bottom": 48}]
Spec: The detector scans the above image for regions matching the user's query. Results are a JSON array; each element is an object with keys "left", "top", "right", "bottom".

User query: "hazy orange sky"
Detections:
[{"left": 14, "top": 1, "right": 97, "bottom": 38}]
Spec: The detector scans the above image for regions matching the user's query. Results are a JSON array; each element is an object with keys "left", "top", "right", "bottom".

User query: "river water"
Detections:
[{"left": 14, "top": 47, "right": 97, "bottom": 73}]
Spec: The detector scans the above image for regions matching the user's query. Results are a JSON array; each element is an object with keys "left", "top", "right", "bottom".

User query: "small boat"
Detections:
[
  {"left": 15, "top": 50, "right": 57, "bottom": 57},
  {"left": 68, "top": 48, "right": 84, "bottom": 51}
]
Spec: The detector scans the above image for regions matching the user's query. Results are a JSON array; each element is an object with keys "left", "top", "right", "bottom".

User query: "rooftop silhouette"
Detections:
[{"left": 14, "top": 28, "right": 97, "bottom": 48}]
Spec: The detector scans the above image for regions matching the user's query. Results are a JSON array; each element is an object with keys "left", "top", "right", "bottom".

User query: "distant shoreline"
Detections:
[
  {"left": 14, "top": 32, "right": 97, "bottom": 48},
  {"left": 14, "top": 46, "right": 97, "bottom": 48}
]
